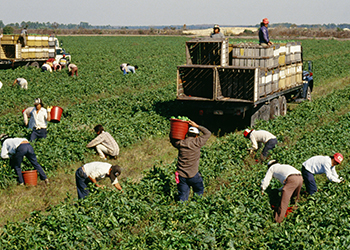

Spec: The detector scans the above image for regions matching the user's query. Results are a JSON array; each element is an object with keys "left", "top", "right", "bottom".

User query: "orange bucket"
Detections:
[
  {"left": 170, "top": 119, "right": 189, "bottom": 140},
  {"left": 50, "top": 106, "right": 63, "bottom": 123},
  {"left": 22, "top": 170, "right": 37, "bottom": 186}
]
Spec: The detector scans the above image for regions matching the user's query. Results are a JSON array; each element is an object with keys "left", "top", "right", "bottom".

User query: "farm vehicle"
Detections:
[
  {"left": 0, "top": 34, "right": 71, "bottom": 69},
  {"left": 176, "top": 38, "right": 313, "bottom": 128}
]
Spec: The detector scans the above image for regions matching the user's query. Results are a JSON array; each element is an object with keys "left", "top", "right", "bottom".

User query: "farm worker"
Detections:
[
  {"left": 68, "top": 63, "right": 78, "bottom": 77},
  {"left": 243, "top": 129, "right": 277, "bottom": 161},
  {"left": 170, "top": 121, "right": 211, "bottom": 201},
  {"left": 86, "top": 124, "right": 120, "bottom": 160},
  {"left": 22, "top": 107, "right": 35, "bottom": 127},
  {"left": 59, "top": 54, "right": 68, "bottom": 69},
  {"left": 52, "top": 62, "right": 61, "bottom": 71},
  {"left": 0, "top": 134, "right": 49, "bottom": 185},
  {"left": 41, "top": 63, "right": 52, "bottom": 72},
  {"left": 75, "top": 162, "right": 122, "bottom": 199},
  {"left": 259, "top": 18, "right": 273, "bottom": 46},
  {"left": 28, "top": 98, "right": 52, "bottom": 142},
  {"left": 261, "top": 160, "right": 303, "bottom": 223},
  {"left": 20, "top": 26, "right": 28, "bottom": 46},
  {"left": 12, "top": 78, "right": 28, "bottom": 90},
  {"left": 210, "top": 24, "right": 225, "bottom": 38},
  {"left": 302, "top": 153, "right": 344, "bottom": 195},
  {"left": 120, "top": 63, "right": 138, "bottom": 75}
]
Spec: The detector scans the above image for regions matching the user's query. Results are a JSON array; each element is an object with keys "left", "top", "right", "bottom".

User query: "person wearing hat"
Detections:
[
  {"left": 28, "top": 98, "right": 52, "bottom": 142},
  {"left": 261, "top": 160, "right": 303, "bottom": 223},
  {"left": 259, "top": 18, "right": 272, "bottom": 46},
  {"left": 86, "top": 124, "right": 120, "bottom": 160},
  {"left": 170, "top": 121, "right": 211, "bottom": 201},
  {"left": 0, "top": 134, "right": 49, "bottom": 185},
  {"left": 210, "top": 24, "right": 225, "bottom": 38},
  {"left": 13, "top": 78, "right": 28, "bottom": 90},
  {"left": 243, "top": 129, "right": 277, "bottom": 161},
  {"left": 302, "top": 153, "right": 344, "bottom": 195},
  {"left": 75, "top": 161, "right": 122, "bottom": 199},
  {"left": 59, "top": 54, "right": 68, "bottom": 69}
]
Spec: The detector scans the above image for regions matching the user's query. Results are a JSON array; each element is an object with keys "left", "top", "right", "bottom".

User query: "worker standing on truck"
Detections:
[
  {"left": 20, "top": 26, "right": 28, "bottom": 47},
  {"left": 244, "top": 129, "right": 277, "bottom": 161},
  {"left": 259, "top": 18, "right": 272, "bottom": 46},
  {"left": 68, "top": 63, "right": 78, "bottom": 77},
  {"left": 261, "top": 160, "right": 303, "bottom": 223},
  {"left": 86, "top": 124, "right": 120, "bottom": 160},
  {"left": 75, "top": 162, "right": 122, "bottom": 199},
  {"left": 302, "top": 153, "right": 344, "bottom": 195},
  {"left": 0, "top": 134, "right": 49, "bottom": 185},
  {"left": 210, "top": 25, "right": 225, "bottom": 38},
  {"left": 22, "top": 107, "right": 34, "bottom": 127},
  {"left": 28, "top": 98, "right": 52, "bottom": 142},
  {"left": 170, "top": 121, "right": 211, "bottom": 201},
  {"left": 12, "top": 78, "right": 28, "bottom": 90}
]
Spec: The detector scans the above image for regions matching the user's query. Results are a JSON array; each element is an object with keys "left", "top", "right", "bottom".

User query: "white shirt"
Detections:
[
  {"left": 83, "top": 162, "right": 118, "bottom": 185},
  {"left": 250, "top": 130, "right": 276, "bottom": 150},
  {"left": 29, "top": 107, "right": 48, "bottom": 130},
  {"left": 16, "top": 78, "right": 28, "bottom": 89},
  {"left": 42, "top": 63, "right": 52, "bottom": 72},
  {"left": 303, "top": 156, "right": 341, "bottom": 183},
  {"left": 1, "top": 138, "right": 27, "bottom": 159},
  {"left": 261, "top": 163, "right": 301, "bottom": 191}
]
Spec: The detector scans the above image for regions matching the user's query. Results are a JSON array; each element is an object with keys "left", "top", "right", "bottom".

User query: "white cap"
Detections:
[
  {"left": 188, "top": 127, "right": 200, "bottom": 134},
  {"left": 267, "top": 160, "right": 277, "bottom": 167}
]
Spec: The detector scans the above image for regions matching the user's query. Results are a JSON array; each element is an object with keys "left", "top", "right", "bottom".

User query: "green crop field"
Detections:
[{"left": 1, "top": 36, "right": 350, "bottom": 249}]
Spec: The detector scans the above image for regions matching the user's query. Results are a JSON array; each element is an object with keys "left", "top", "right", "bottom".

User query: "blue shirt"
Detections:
[{"left": 259, "top": 26, "right": 270, "bottom": 44}]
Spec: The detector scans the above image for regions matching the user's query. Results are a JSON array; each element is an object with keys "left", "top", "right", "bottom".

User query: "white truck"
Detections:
[
  {"left": 0, "top": 34, "right": 71, "bottom": 68},
  {"left": 176, "top": 38, "right": 313, "bottom": 128}
]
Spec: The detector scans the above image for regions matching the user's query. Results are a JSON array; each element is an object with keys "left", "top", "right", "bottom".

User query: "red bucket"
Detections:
[
  {"left": 22, "top": 170, "right": 37, "bottom": 186},
  {"left": 170, "top": 119, "right": 189, "bottom": 140},
  {"left": 50, "top": 106, "right": 63, "bottom": 123}
]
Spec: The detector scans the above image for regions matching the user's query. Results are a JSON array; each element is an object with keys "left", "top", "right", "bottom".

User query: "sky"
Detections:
[{"left": 1, "top": 0, "right": 349, "bottom": 27}]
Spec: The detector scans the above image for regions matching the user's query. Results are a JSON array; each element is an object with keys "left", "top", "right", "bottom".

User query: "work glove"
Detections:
[
  {"left": 339, "top": 177, "right": 344, "bottom": 182},
  {"left": 47, "top": 106, "right": 53, "bottom": 112}
]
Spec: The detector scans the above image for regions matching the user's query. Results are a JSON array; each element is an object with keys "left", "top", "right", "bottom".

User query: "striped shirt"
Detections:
[{"left": 86, "top": 131, "right": 120, "bottom": 156}]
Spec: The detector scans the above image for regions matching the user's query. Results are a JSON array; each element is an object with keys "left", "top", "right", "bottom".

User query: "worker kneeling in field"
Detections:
[
  {"left": 86, "top": 125, "right": 120, "bottom": 160},
  {"left": 0, "top": 134, "right": 49, "bottom": 185},
  {"left": 302, "top": 153, "right": 344, "bottom": 195},
  {"left": 244, "top": 129, "right": 277, "bottom": 161},
  {"left": 170, "top": 121, "right": 211, "bottom": 201},
  {"left": 75, "top": 162, "right": 122, "bottom": 199},
  {"left": 13, "top": 78, "right": 28, "bottom": 90},
  {"left": 261, "top": 160, "right": 303, "bottom": 223}
]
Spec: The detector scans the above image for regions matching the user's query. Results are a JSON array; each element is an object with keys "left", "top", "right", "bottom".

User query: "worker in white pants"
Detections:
[{"left": 96, "top": 144, "right": 109, "bottom": 160}]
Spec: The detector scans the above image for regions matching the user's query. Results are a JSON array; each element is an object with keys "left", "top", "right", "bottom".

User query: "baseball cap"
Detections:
[
  {"left": 188, "top": 127, "right": 200, "bottom": 134},
  {"left": 333, "top": 153, "right": 343, "bottom": 164},
  {"left": 34, "top": 98, "right": 42, "bottom": 105},
  {"left": 109, "top": 165, "right": 122, "bottom": 183},
  {"left": 263, "top": 18, "right": 269, "bottom": 24},
  {"left": 243, "top": 129, "right": 251, "bottom": 137},
  {"left": 267, "top": 160, "right": 278, "bottom": 167}
]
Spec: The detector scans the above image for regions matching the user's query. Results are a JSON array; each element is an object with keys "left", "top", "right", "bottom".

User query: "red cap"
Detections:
[
  {"left": 22, "top": 108, "right": 26, "bottom": 114},
  {"left": 263, "top": 18, "right": 269, "bottom": 24},
  {"left": 334, "top": 153, "right": 343, "bottom": 164},
  {"left": 243, "top": 129, "right": 251, "bottom": 137}
]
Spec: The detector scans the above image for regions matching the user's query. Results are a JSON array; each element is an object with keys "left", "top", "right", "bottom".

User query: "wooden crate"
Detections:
[{"left": 279, "top": 76, "right": 286, "bottom": 89}]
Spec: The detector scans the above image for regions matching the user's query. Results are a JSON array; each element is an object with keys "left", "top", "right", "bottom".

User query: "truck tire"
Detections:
[
  {"left": 279, "top": 95, "right": 287, "bottom": 116},
  {"left": 270, "top": 99, "right": 280, "bottom": 119},
  {"left": 30, "top": 62, "right": 40, "bottom": 68},
  {"left": 251, "top": 103, "right": 270, "bottom": 126}
]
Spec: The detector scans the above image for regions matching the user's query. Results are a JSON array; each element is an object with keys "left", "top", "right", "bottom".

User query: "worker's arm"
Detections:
[
  {"left": 113, "top": 183, "right": 122, "bottom": 191},
  {"left": 250, "top": 134, "right": 258, "bottom": 150},
  {"left": 88, "top": 176, "right": 103, "bottom": 188},
  {"left": 46, "top": 107, "right": 51, "bottom": 122},
  {"left": 87, "top": 134, "right": 104, "bottom": 148},
  {"left": 12, "top": 79, "right": 17, "bottom": 87}
]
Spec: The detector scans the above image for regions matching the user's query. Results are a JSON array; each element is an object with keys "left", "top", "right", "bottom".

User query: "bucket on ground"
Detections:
[
  {"left": 22, "top": 170, "right": 37, "bottom": 186},
  {"left": 170, "top": 118, "right": 189, "bottom": 140},
  {"left": 50, "top": 106, "right": 63, "bottom": 123}
]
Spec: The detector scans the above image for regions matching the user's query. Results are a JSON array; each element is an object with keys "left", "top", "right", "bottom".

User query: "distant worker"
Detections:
[
  {"left": 170, "top": 121, "right": 211, "bottom": 201},
  {"left": 41, "top": 63, "right": 52, "bottom": 72},
  {"left": 68, "top": 63, "right": 78, "bottom": 77},
  {"left": 22, "top": 107, "right": 35, "bottom": 127},
  {"left": 75, "top": 161, "right": 122, "bottom": 199},
  {"left": 59, "top": 54, "right": 68, "bottom": 69},
  {"left": 210, "top": 24, "right": 225, "bottom": 39},
  {"left": 52, "top": 61, "right": 61, "bottom": 71},
  {"left": 302, "top": 153, "right": 344, "bottom": 195},
  {"left": 259, "top": 18, "right": 273, "bottom": 46},
  {"left": 28, "top": 98, "right": 52, "bottom": 142},
  {"left": 20, "top": 26, "right": 28, "bottom": 47},
  {"left": 0, "top": 134, "right": 49, "bottom": 185},
  {"left": 120, "top": 63, "right": 138, "bottom": 75},
  {"left": 13, "top": 78, "right": 28, "bottom": 90},
  {"left": 86, "top": 124, "right": 120, "bottom": 160},
  {"left": 261, "top": 160, "right": 303, "bottom": 223},
  {"left": 244, "top": 129, "right": 277, "bottom": 161}
]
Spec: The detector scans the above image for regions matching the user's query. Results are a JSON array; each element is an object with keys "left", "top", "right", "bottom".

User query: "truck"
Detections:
[
  {"left": 0, "top": 34, "right": 71, "bottom": 69},
  {"left": 176, "top": 38, "right": 313, "bottom": 128}
]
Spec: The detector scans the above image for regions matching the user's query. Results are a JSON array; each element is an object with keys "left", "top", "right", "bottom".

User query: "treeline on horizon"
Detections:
[{"left": 1, "top": 20, "right": 350, "bottom": 30}]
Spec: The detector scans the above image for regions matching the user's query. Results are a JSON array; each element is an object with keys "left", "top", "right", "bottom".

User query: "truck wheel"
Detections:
[
  {"left": 270, "top": 99, "right": 280, "bottom": 119},
  {"left": 279, "top": 96, "right": 287, "bottom": 116},
  {"left": 250, "top": 103, "right": 270, "bottom": 126},
  {"left": 30, "top": 62, "right": 40, "bottom": 68}
]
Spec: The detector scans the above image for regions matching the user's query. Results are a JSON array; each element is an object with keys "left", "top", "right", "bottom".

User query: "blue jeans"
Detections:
[
  {"left": 177, "top": 172, "right": 204, "bottom": 201},
  {"left": 11, "top": 143, "right": 47, "bottom": 184},
  {"left": 30, "top": 128, "right": 47, "bottom": 142},
  {"left": 75, "top": 167, "right": 90, "bottom": 199},
  {"left": 302, "top": 166, "right": 317, "bottom": 195},
  {"left": 262, "top": 138, "right": 277, "bottom": 157}
]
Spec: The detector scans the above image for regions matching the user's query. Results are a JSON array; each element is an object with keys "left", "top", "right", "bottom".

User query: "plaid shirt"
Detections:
[{"left": 87, "top": 131, "right": 119, "bottom": 156}]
